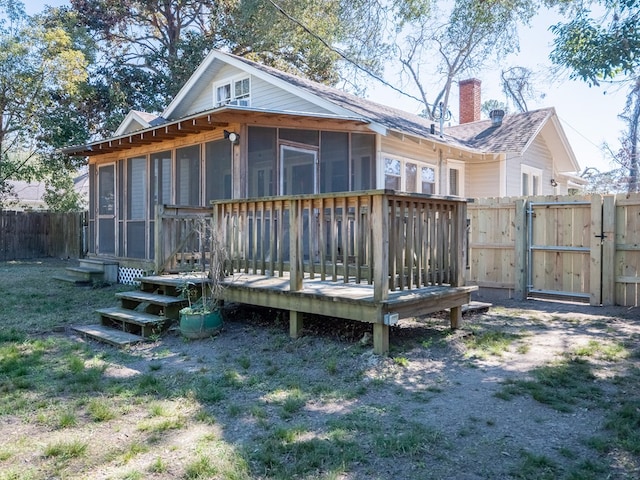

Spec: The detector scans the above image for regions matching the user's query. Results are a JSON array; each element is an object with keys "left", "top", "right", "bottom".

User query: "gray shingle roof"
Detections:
[
  {"left": 228, "top": 53, "right": 472, "bottom": 149},
  {"left": 444, "top": 108, "right": 555, "bottom": 153}
]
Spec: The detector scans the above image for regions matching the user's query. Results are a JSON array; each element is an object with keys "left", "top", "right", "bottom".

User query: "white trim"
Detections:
[
  {"left": 213, "top": 74, "right": 251, "bottom": 108},
  {"left": 382, "top": 153, "right": 438, "bottom": 193},
  {"left": 521, "top": 164, "right": 542, "bottom": 196},
  {"left": 446, "top": 159, "right": 465, "bottom": 197}
]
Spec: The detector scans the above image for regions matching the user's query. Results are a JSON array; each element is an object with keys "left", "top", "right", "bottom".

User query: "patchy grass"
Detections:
[{"left": 1, "top": 260, "right": 640, "bottom": 479}]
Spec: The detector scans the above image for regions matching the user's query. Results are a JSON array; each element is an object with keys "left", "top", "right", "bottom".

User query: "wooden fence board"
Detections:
[
  {"left": 0, "top": 211, "right": 86, "bottom": 261},
  {"left": 466, "top": 194, "right": 640, "bottom": 307}
]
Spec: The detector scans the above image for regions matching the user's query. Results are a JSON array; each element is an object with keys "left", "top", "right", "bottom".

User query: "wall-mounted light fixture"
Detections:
[
  {"left": 550, "top": 178, "right": 558, "bottom": 187},
  {"left": 224, "top": 130, "right": 239, "bottom": 144}
]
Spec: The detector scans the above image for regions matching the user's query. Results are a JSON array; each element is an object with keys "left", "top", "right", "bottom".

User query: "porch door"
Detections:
[
  {"left": 97, "top": 163, "right": 116, "bottom": 255},
  {"left": 280, "top": 145, "right": 318, "bottom": 195}
]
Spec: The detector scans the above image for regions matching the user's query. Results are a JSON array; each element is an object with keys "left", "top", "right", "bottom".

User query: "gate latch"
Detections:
[{"left": 594, "top": 233, "right": 607, "bottom": 240}]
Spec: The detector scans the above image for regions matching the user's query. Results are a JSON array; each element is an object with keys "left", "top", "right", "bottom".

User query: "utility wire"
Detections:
[{"left": 265, "top": 0, "right": 431, "bottom": 110}]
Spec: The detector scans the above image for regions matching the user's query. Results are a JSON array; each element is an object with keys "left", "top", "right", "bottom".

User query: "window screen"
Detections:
[
  {"left": 127, "top": 157, "right": 146, "bottom": 219},
  {"left": 248, "top": 127, "right": 276, "bottom": 197},
  {"left": 320, "top": 131, "right": 348, "bottom": 193},
  {"left": 351, "top": 134, "right": 375, "bottom": 190},
  {"left": 150, "top": 151, "right": 172, "bottom": 217},
  {"left": 176, "top": 145, "right": 201, "bottom": 205},
  {"left": 205, "top": 139, "right": 232, "bottom": 201}
]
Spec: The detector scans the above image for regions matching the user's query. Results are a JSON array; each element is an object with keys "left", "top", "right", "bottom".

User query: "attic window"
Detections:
[{"left": 215, "top": 76, "right": 251, "bottom": 107}]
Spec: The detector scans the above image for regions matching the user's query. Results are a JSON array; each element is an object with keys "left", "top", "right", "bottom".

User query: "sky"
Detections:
[{"left": 26, "top": 0, "right": 627, "bottom": 173}]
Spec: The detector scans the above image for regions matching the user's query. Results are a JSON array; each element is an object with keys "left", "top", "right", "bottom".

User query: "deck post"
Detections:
[
  {"left": 373, "top": 323, "right": 389, "bottom": 355},
  {"left": 449, "top": 305, "right": 462, "bottom": 329},
  {"left": 290, "top": 311, "right": 303, "bottom": 338},
  {"left": 289, "top": 199, "right": 303, "bottom": 292},
  {"left": 372, "top": 193, "right": 389, "bottom": 302}
]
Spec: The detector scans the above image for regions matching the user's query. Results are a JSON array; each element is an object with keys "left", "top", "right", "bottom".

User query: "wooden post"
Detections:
[
  {"left": 452, "top": 201, "right": 467, "bottom": 287},
  {"left": 154, "top": 204, "right": 164, "bottom": 274},
  {"left": 450, "top": 305, "right": 462, "bottom": 329},
  {"left": 289, "top": 199, "right": 303, "bottom": 292},
  {"left": 372, "top": 193, "right": 389, "bottom": 302},
  {"left": 514, "top": 198, "right": 527, "bottom": 300},
  {"left": 290, "top": 311, "right": 303, "bottom": 339},
  {"left": 590, "top": 194, "right": 603, "bottom": 306},
  {"left": 373, "top": 323, "right": 389, "bottom": 355},
  {"left": 601, "top": 195, "right": 616, "bottom": 305}
]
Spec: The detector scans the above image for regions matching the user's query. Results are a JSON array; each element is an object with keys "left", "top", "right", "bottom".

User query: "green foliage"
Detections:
[{"left": 550, "top": 1, "right": 640, "bottom": 85}]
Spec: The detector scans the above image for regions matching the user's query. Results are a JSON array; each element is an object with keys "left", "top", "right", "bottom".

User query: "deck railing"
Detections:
[
  {"left": 212, "top": 190, "right": 468, "bottom": 300},
  {"left": 154, "top": 205, "right": 213, "bottom": 274}
]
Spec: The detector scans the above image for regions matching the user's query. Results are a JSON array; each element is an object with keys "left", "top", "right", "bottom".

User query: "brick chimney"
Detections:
[{"left": 459, "top": 78, "right": 481, "bottom": 124}]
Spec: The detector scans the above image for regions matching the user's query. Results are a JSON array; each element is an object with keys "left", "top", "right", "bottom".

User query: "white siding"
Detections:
[
  {"left": 466, "top": 160, "right": 502, "bottom": 198},
  {"left": 178, "top": 63, "right": 332, "bottom": 117},
  {"left": 505, "top": 136, "right": 556, "bottom": 196},
  {"left": 251, "top": 77, "right": 330, "bottom": 113}
]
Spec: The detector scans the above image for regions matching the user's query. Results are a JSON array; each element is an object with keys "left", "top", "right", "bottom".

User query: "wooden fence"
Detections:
[
  {"left": 0, "top": 211, "right": 87, "bottom": 261},
  {"left": 466, "top": 193, "right": 640, "bottom": 307}
]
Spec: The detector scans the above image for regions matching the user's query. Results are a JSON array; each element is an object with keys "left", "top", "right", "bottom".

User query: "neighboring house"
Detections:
[
  {"left": 62, "top": 50, "right": 582, "bottom": 268},
  {"left": 3, "top": 170, "right": 89, "bottom": 211}
]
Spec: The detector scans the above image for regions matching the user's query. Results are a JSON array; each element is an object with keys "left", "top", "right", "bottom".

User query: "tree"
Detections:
[
  {"left": 549, "top": 0, "right": 640, "bottom": 86},
  {"left": 392, "top": 0, "right": 536, "bottom": 121},
  {"left": 65, "top": 0, "right": 390, "bottom": 124},
  {"left": 0, "top": 0, "right": 87, "bottom": 209}
]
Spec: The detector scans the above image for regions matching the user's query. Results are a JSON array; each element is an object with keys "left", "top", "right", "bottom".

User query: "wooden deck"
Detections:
[{"left": 153, "top": 191, "right": 478, "bottom": 353}]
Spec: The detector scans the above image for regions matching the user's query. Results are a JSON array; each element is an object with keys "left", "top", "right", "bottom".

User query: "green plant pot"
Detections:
[{"left": 179, "top": 310, "right": 223, "bottom": 339}]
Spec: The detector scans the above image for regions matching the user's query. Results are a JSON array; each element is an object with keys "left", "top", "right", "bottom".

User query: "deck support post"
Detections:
[
  {"left": 290, "top": 311, "right": 303, "bottom": 338},
  {"left": 450, "top": 305, "right": 462, "bottom": 329},
  {"left": 373, "top": 323, "right": 389, "bottom": 355}
]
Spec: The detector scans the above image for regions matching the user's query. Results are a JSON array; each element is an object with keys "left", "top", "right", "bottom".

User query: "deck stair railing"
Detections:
[{"left": 154, "top": 205, "right": 214, "bottom": 274}]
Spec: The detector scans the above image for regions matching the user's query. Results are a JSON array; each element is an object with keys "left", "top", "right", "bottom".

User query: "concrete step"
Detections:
[{"left": 72, "top": 324, "right": 145, "bottom": 346}]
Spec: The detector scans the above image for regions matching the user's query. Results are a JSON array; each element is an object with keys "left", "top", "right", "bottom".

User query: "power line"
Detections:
[{"left": 264, "top": 0, "right": 431, "bottom": 110}]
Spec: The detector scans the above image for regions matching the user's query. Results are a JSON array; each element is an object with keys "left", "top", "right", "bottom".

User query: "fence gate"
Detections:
[{"left": 526, "top": 198, "right": 602, "bottom": 305}]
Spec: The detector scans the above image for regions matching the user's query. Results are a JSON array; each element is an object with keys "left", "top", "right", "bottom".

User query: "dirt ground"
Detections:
[
  {"left": 89, "top": 299, "right": 640, "bottom": 478},
  {"left": 2, "top": 260, "right": 639, "bottom": 479}
]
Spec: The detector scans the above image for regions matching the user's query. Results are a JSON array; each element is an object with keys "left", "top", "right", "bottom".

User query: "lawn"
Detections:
[{"left": 0, "top": 259, "right": 639, "bottom": 479}]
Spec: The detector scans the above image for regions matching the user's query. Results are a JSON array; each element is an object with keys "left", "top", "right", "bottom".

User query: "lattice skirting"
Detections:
[{"left": 118, "top": 267, "right": 145, "bottom": 285}]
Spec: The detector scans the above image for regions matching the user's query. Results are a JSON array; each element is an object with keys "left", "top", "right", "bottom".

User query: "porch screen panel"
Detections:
[
  {"left": 149, "top": 151, "right": 172, "bottom": 256},
  {"left": 118, "top": 161, "right": 125, "bottom": 255},
  {"left": 127, "top": 157, "right": 147, "bottom": 258},
  {"left": 89, "top": 164, "right": 95, "bottom": 253},
  {"left": 248, "top": 127, "right": 276, "bottom": 197},
  {"left": 351, "top": 134, "right": 375, "bottom": 190},
  {"left": 150, "top": 151, "right": 172, "bottom": 216},
  {"left": 176, "top": 145, "right": 200, "bottom": 205},
  {"left": 205, "top": 139, "right": 232, "bottom": 201},
  {"left": 279, "top": 128, "right": 319, "bottom": 146},
  {"left": 320, "top": 131, "right": 348, "bottom": 193}
]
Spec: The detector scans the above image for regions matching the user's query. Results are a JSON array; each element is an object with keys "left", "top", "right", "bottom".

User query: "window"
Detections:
[
  {"left": 421, "top": 166, "right": 435, "bottom": 194},
  {"left": 405, "top": 163, "right": 417, "bottom": 193},
  {"left": 215, "top": 76, "right": 251, "bottom": 107},
  {"left": 384, "top": 155, "right": 437, "bottom": 193},
  {"left": 521, "top": 165, "right": 542, "bottom": 196},
  {"left": 447, "top": 161, "right": 464, "bottom": 196},
  {"left": 384, "top": 157, "right": 401, "bottom": 190}
]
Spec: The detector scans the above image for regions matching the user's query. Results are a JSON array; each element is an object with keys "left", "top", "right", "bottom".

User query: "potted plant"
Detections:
[{"left": 178, "top": 217, "right": 227, "bottom": 339}]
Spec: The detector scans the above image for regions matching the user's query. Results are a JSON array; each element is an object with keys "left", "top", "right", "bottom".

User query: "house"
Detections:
[
  {"left": 447, "top": 78, "right": 584, "bottom": 197},
  {"left": 63, "top": 50, "right": 582, "bottom": 269}
]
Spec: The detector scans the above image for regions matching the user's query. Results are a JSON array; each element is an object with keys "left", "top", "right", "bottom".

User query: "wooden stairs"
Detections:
[
  {"left": 72, "top": 273, "right": 209, "bottom": 346},
  {"left": 54, "top": 258, "right": 119, "bottom": 285}
]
